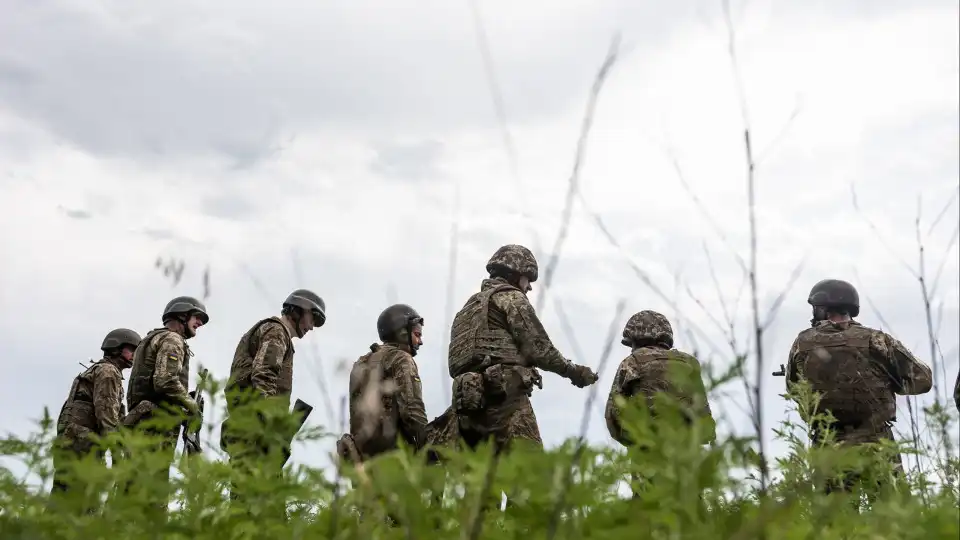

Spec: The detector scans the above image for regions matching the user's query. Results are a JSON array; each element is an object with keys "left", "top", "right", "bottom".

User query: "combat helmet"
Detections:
[
  {"left": 377, "top": 304, "right": 424, "bottom": 355},
  {"left": 485, "top": 244, "right": 539, "bottom": 282},
  {"left": 162, "top": 296, "right": 209, "bottom": 324},
  {"left": 283, "top": 289, "right": 327, "bottom": 328},
  {"left": 100, "top": 328, "right": 142, "bottom": 353},
  {"left": 621, "top": 310, "right": 674, "bottom": 348},
  {"left": 807, "top": 279, "right": 859, "bottom": 317}
]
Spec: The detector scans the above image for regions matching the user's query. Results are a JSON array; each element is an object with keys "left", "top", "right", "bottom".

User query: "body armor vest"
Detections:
[
  {"left": 127, "top": 328, "right": 189, "bottom": 411},
  {"left": 793, "top": 325, "right": 895, "bottom": 425},
  {"left": 348, "top": 346, "right": 407, "bottom": 458},
  {"left": 56, "top": 360, "right": 123, "bottom": 436},
  {"left": 226, "top": 317, "right": 295, "bottom": 407},
  {"left": 448, "top": 283, "right": 523, "bottom": 378}
]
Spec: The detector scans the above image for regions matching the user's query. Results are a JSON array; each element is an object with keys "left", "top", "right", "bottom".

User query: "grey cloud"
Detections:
[
  {"left": 57, "top": 205, "right": 92, "bottom": 220},
  {"left": 369, "top": 139, "right": 444, "bottom": 182},
  {"left": 200, "top": 192, "right": 258, "bottom": 222}
]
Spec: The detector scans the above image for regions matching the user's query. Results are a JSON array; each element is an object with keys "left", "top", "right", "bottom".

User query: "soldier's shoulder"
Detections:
[
  {"left": 492, "top": 287, "right": 531, "bottom": 308},
  {"left": 257, "top": 318, "right": 291, "bottom": 340},
  {"left": 668, "top": 348, "right": 702, "bottom": 365},
  {"left": 155, "top": 329, "right": 186, "bottom": 348},
  {"left": 94, "top": 362, "right": 123, "bottom": 380}
]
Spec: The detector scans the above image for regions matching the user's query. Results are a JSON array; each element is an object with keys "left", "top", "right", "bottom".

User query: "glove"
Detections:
[
  {"left": 566, "top": 364, "right": 599, "bottom": 388},
  {"left": 182, "top": 396, "right": 200, "bottom": 417}
]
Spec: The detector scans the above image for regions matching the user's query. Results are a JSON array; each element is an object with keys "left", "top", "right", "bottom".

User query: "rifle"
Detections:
[
  {"left": 772, "top": 364, "right": 786, "bottom": 377},
  {"left": 282, "top": 398, "right": 313, "bottom": 466},
  {"left": 181, "top": 368, "right": 209, "bottom": 455}
]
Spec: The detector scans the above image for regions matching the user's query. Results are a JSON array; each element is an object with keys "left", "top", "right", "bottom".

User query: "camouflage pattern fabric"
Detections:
[
  {"left": 485, "top": 244, "right": 539, "bottom": 281},
  {"left": 127, "top": 328, "right": 191, "bottom": 413},
  {"left": 604, "top": 345, "right": 715, "bottom": 447},
  {"left": 224, "top": 317, "right": 296, "bottom": 407},
  {"left": 620, "top": 310, "right": 674, "bottom": 348},
  {"left": 348, "top": 343, "right": 428, "bottom": 459},
  {"left": 51, "top": 357, "right": 126, "bottom": 496},
  {"left": 786, "top": 320, "right": 932, "bottom": 438}
]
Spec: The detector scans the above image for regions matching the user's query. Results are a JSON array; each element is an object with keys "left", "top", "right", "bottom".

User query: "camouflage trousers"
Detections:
[{"left": 458, "top": 393, "right": 543, "bottom": 453}]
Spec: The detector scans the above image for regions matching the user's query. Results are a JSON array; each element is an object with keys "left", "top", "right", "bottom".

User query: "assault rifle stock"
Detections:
[
  {"left": 282, "top": 398, "right": 314, "bottom": 466},
  {"left": 181, "top": 368, "right": 209, "bottom": 455}
]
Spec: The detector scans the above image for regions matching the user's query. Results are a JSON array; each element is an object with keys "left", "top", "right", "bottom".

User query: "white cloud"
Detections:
[{"left": 1, "top": 0, "right": 957, "bottom": 484}]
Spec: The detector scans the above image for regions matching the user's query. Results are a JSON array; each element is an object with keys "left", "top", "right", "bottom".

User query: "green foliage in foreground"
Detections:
[{"left": 1, "top": 378, "right": 958, "bottom": 540}]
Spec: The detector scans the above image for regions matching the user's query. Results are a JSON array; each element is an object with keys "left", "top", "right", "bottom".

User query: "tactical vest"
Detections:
[
  {"left": 793, "top": 325, "right": 895, "bottom": 425},
  {"left": 448, "top": 283, "right": 523, "bottom": 378},
  {"left": 56, "top": 360, "right": 122, "bottom": 436},
  {"left": 226, "top": 317, "right": 295, "bottom": 402},
  {"left": 127, "top": 328, "right": 189, "bottom": 411},
  {"left": 348, "top": 346, "right": 407, "bottom": 458}
]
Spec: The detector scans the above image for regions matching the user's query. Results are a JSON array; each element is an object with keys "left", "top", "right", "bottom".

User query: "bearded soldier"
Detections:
[
  {"left": 445, "top": 244, "right": 598, "bottom": 453},
  {"left": 338, "top": 304, "right": 429, "bottom": 464},
  {"left": 51, "top": 328, "right": 142, "bottom": 504},
  {"left": 605, "top": 310, "right": 715, "bottom": 448},
  {"left": 125, "top": 296, "right": 208, "bottom": 512},
  {"left": 786, "top": 279, "right": 932, "bottom": 495},
  {"left": 221, "top": 289, "right": 325, "bottom": 500}
]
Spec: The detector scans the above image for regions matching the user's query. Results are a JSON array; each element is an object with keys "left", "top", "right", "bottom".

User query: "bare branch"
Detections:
[
  {"left": 721, "top": 0, "right": 769, "bottom": 499},
  {"left": 850, "top": 182, "right": 916, "bottom": 278},
  {"left": 466, "top": 0, "right": 542, "bottom": 254},
  {"left": 537, "top": 34, "right": 621, "bottom": 313},
  {"left": 762, "top": 256, "right": 807, "bottom": 331}
]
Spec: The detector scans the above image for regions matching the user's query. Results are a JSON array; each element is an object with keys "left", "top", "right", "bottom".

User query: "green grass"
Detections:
[{"left": 1, "top": 376, "right": 957, "bottom": 540}]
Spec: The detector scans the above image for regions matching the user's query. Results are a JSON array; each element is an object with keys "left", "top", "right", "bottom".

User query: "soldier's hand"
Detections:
[
  {"left": 567, "top": 364, "right": 599, "bottom": 388},
  {"left": 182, "top": 396, "right": 200, "bottom": 417}
]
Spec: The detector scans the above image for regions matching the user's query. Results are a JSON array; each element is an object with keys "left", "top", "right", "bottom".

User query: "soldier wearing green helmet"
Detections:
[{"left": 50, "top": 328, "right": 142, "bottom": 506}]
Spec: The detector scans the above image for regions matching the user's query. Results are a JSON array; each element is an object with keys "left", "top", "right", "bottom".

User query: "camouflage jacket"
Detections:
[
  {"left": 127, "top": 328, "right": 191, "bottom": 411},
  {"left": 604, "top": 346, "right": 715, "bottom": 446},
  {"left": 348, "top": 343, "right": 428, "bottom": 458},
  {"left": 225, "top": 316, "right": 296, "bottom": 411},
  {"left": 786, "top": 320, "right": 932, "bottom": 426},
  {"left": 56, "top": 357, "right": 126, "bottom": 438}
]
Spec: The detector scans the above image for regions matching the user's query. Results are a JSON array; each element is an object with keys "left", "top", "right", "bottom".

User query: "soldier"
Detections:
[
  {"left": 605, "top": 310, "right": 716, "bottom": 447},
  {"left": 125, "top": 296, "right": 209, "bottom": 513},
  {"left": 445, "top": 244, "right": 598, "bottom": 454},
  {"left": 786, "top": 279, "right": 932, "bottom": 496},
  {"left": 221, "top": 289, "right": 325, "bottom": 501},
  {"left": 339, "top": 304, "right": 429, "bottom": 463},
  {"left": 51, "top": 328, "right": 142, "bottom": 506},
  {"left": 604, "top": 311, "right": 715, "bottom": 498}
]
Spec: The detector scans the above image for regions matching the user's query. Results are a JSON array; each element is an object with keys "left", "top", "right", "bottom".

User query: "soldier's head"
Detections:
[
  {"left": 485, "top": 244, "right": 538, "bottom": 295},
  {"left": 621, "top": 310, "right": 674, "bottom": 350},
  {"left": 377, "top": 304, "right": 424, "bottom": 357},
  {"left": 162, "top": 296, "right": 209, "bottom": 339},
  {"left": 100, "top": 328, "right": 142, "bottom": 368},
  {"left": 807, "top": 279, "right": 859, "bottom": 326},
  {"left": 282, "top": 289, "right": 327, "bottom": 339}
]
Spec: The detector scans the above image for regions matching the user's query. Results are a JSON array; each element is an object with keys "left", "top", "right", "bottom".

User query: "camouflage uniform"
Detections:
[
  {"left": 220, "top": 290, "right": 325, "bottom": 505},
  {"left": 125, "top": 297, "right": 208, "bottom": 514},
  {"left": 444, "top": 245, "right": 598, "bottom": 453},
  {"left": 605, "top": 311, "right": 715, "bottom": 447},
  {"left": 787, "top": 279, "right": 932, "bottom": 496},
  {"left": 51, "top": 328, "right": 141, "bottom": 509},
  {"left": 340, "top": 304, "right": 428, "bottom": 463},
  {"left": 605, "top": 311, "right": 715, "bottom": 498}
]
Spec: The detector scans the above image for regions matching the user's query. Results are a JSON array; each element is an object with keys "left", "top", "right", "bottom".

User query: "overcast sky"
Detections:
[{"left": 2, "top": 0, "right": 958, "bottom": 484}]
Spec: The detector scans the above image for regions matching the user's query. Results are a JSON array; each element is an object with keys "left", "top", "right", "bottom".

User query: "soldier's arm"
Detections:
[
  {"left": 250, "top": 324, "right": 290, "bottom": 398},
  {"left": 683, "top": 354, "right": 717, "bottom": 444},
  {"left": 92, "top": 367, "right": 124, "bottom": 433},
  {"left": 873, "top": 331, "right": 933, "bottom": 395},
  {"left": 784, "top": 336, "right": 801, "bottom": 389},
  {"left": 604, "top": 365, "right": 631, "bottom": 445},
  {"left": 153, "top": 334, "right": 191, "bottom": 405},
  {"left": 390, "top": 352, "right": 429, "bottom": 449},
  {"left": 497, "top": 290, "right": 573, "bottom": 375}
]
